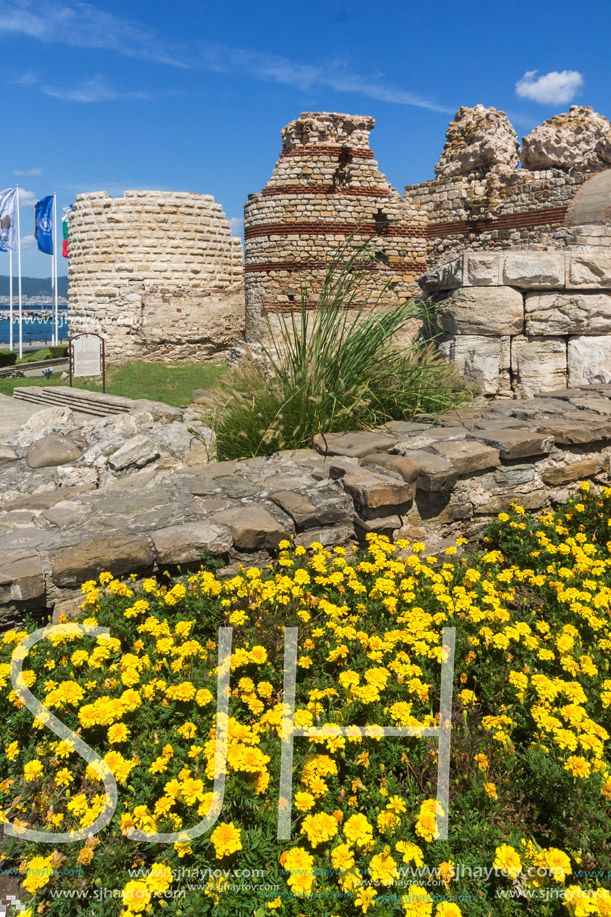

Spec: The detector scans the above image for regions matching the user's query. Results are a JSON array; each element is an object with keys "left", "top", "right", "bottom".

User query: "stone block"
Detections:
[
  {"left": 108, "top": 435, "right": 161, "bottom": 472},
  {"left": 481, "top": 465, "right": 535, "bottom": 489},
  {"left": 438, "top": 335, "right": 507, "bottom": 396},
  {"left": 429, "top": 440, "right": 500, "bottom": 476},
  {"left": 392, "top": 449, "right": 459, "bottom": 492},
  {"left": 566, "top": 252, "right": 611, "bottom": 288},
  {"left": 525, "top": 292, "right": 611, "bottom": 335},
  {"left": 312, "top": 430, "right": 397, "bottom": 458},
  {"left": 214, "top": 506, "right": 290, "bottom": 551},
  {"left": 270, "top": 485, "right": 352, "bottom": 529},
  {"left": 51, "top": 534, "right": 155, "bottom": 588},
  {"left": 511, "top": 336, "right": 567, "bottom": 397},
  {"left": 436, "top": 287, "right": 523, "bottom": 336},
  {"left": 501, "top": 252, "right": 565, "bottom": 289},
  {"left": 342, "top": 469, "right": 413, "bottom": 519},
  {"left": 26, "top": 435, "right": 82, "bottom": 469},
  {"left": 475, "top": 490, "right": 548, "bottom": 515},
  {"left": 294, "top": 525, "right": 354, "bottom": 549},
  {"left": 353, "top": 514, "right": 403, "bottom": 539},
  {"left": 534, "top": 414, "right": 611, "bottom": 445},
  {"left": 151, "top": 522, "right": 232, "bottom": 566},
  {"left": 418, "top": 257, "right": 463, "bottom": 293},
  {"left": 463, "top": 253, "right": 501, "bottom": 286},
  {"left": 361, "top": 453, "right": 420, "bottom": 483},
  {"left": 568, "top": 336, "right": 611, "bottom": 386},
  {"left": 467, "top": 427, "right": 554, "bottom": 460},
  {"left": 542, "top": 458, "right": 603, "bottom": 486},
  {"left": 414, "top": 490, "right": 473, "bottom": 522},
  {"left": 0, "top": 446, "right": 18, "bottom": 465},
  {"left": 0, "top": 550, "right": 45, "bottom": 607}
]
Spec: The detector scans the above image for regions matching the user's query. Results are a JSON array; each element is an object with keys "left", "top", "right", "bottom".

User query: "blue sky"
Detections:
[{"left": 0, "top": 0, "right": 608, "bottom": 277}]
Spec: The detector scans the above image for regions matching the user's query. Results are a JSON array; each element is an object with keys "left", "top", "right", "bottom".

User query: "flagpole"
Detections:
[
  {"left": 53, "top": 193, "right": 59, "bottom": 346},
  {"left": 9, "top": 249, "right": 13, "bottom": 352},
  {"left": 16, "top": 185, "right": 22, "bottom": 359}
]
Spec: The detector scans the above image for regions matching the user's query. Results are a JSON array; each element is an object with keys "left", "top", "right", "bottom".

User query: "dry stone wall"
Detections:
[
  {"left": 68, "top": 191, "right": 245, "bottom": 363},
  {"left": 420, "top": 249, "right": 611, "bottom": 396},
  {"left": 243, "top": 112, "right": 424, "bottom": 342}
]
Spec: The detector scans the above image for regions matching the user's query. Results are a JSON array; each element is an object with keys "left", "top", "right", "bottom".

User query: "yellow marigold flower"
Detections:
[
  {"left": 294, "top": 791, "right": 315, "bottom": 813},
  {"left": 494, "top": 844, "right": 521, "bottom": 879},
  {"left": 300, "top": 811, "right": 338, "bottom": 848},
  {"left": 343, "top": 813, "right": 374, "bottom": 848},
  {"left": 369, "top": 851, "right": 398, "bottom": 886},
  {"left": 402, "top": 885, "right": 433, "bottom": 917},
  {"left": 331, "top": 843, "right": 354, "bottom": 872},
  {"left": 146, "top": 862, "right": 173, "bottom": 893},
  {"left": 6, "top": 741, "right": 19, "bottom": 761},
  {"left": 210, "top": 822, "right": 242, "bottom": 859},
  {"left": 281, "top": 847, "right": 315, "bottom": 897},
  {"left": 20, "top": 855, "right": 55, "bottom": 894},
  {"left": 564, "top": 756, "right": 591, "bottom": 779},
  {"left": 98, "top": 571, "right": 113, "bottom": 585},
  {"left": 23, "top": 760, "right": 43, "bottom": 782},
  {"left": 485, "top": 782, "right": 498, "bottom": 799},
  {"left": 121, "top": 880, "right": 151, "bottom": 912},
  {"left": 415, "top": 799, "right": 440, "bottom": 843}
]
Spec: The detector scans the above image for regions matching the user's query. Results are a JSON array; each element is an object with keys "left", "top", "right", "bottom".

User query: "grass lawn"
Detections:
[{"left": 0, "top": 361, "right": 226, "bottom": 407}]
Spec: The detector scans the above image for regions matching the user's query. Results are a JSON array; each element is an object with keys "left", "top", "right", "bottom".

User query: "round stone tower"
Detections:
[
  {"left": 68, "top": 190, "right": 244, "bottom": 363},
  {"left": 243, "top": 112, "right": 425, "bottom": 341}
]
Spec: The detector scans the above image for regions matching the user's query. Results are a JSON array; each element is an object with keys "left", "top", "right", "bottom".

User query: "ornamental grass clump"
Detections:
[
  {"left": 1, "top": 483, "right": 611, "bottom": 916},
  {"left": 211, "top": 242, "right": 468, "bottom": 461}
]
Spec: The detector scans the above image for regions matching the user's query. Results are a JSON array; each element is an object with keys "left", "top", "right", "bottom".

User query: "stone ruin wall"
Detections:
[
  {"left": 68, "top": 190, "right": 245, "bottom": 363},
  {"left": 243, "top": 112, "right": 426, "bottom": 343}
]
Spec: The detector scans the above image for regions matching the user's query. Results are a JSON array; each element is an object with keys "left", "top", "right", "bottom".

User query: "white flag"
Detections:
[{"left": 0, "top": 188, "right": 17, "bottom": 252}]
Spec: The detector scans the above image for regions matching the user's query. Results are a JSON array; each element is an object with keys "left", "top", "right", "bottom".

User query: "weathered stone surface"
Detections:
[
  {"left": 414, "top": 490, "right": 472, "bottom": 522},
  {"left": 43, "top": 501, "right": 91, "bottom": 528},
  {"left": 108, "top": 435, "right": 161, "bottom": 472},
  {"left": 429, "top": 440, "right": 500, "bottom": 475},
  {"left": 418, "top": 258, "right": 463, "bottom": 293},
  {"left": 312, "top": 430, "right": 397, "bottom": 458},
  {"left": 435, "top": 104, "right": 520, "bottom": 177},
  {"left": 535, "top": 415, "right": 611, "bottom": 445},
  {"left": 342, "top": 469, "right": 413, "bottom": 518},
  {"left": 436, "top": 286, "right": 523, "bottom": 336},
  {"left": 51, "top": 534, "right": 155, "bottom": 587},
  {"left": 568, "top": 336, "right": 611, "bottom": 386},
  {"left": 463, "top": 253, "right": 501, "bottom": 287},
  {"left": 270, "top": 485, "right": 352, "bottom": 530},
  {"left": 525, "top": 292, "right": 611, "bottom": 335},
  {"left": 439, "top": 335, "right": 507, "bottom": 396},
  {"left": 151, "top": 522, "right": 232, "bottom": 565},
  {"left": 10, "top": 406, "right": 76, "bottom": 450},
  {"left": 0, "top": 550, "right": 45, "bottom": 607},
  {"left": 55, "top": 465, "right": 99, "bottom": 488},
  {"left": 481, "top": 465, "right": 536, "bottom": 489},
  {"left": 361, "top": 453, "right": 420, "bottom": 483},
  {"left": 468, "top": 427, "right": 554, "bottom": 459},
  {"left": 511, "top": 336, "right": 567, "bottom": 397},
  {"left": 392, "top": 449, "right": 459, "bottom": 492},
  {"left": 569, "top": 397, "right": 611, "bottom": 415},
  {"left": 542, "top": 458, "right": 603, "bottom": 485},
  {"left": 567, "top": 252, "right": 611, "bottom": 288},
  {"left": 475, "top": 490, "right": 548, "bottom": 515},
  {"left": 353, "top": 514, "right": 402, "bottom": 538},
  {"left": 521, "top": 106, "right": 611, "bottom": 173},
  {"left": 214, "top": 506, "right": 289, "bottom": 551},
  {"left": 27, "top": 435, "right": 82, "bottom": 469},
  {"left": 0, "top": 446, "right": 18, "bottom": 464},
  {"left": 294, "top": 525, "right": 353, "bottom": 549},
  {"left": 502, "top": 252, "right": 564, "bottom": 289}
]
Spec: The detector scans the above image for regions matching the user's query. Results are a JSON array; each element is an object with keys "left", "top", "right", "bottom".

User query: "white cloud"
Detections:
[
  {"left": 20, "top": 233, "right": 36, "bottom": 250},
  {"left": 17, "top": 189, "right": 37, "bottom": 207},
  {"left": 0, "top": 2, "right": 453, "bottom": 113},
  {"left": 515, "top": 69, "right": 584, "bottom": 105},
  {"left": 229, "top": 217, "right": 244, "bottom": 236},
  {"left": 14, "top": 166, "right": 42, "bottom": 176},
  {"left": 0, "top": 0, "right": 187, "bottom": 66},
  {"left": 41, "top": 76, "right": 149, "bottom": 103},
  {"left": 199, "top": 43, "right": 453, "bottom": 113}
]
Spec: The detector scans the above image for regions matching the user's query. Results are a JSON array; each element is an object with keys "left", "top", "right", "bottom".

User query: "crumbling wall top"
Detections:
[
  {"left": 521, "top": 106, "right": 611, "bottom": 173},
  {"left": 434, "top": 104, "right": 520, "bottom": 178},
  {"left": 281, "top": 112, "right": 376, "bottom": 152}
]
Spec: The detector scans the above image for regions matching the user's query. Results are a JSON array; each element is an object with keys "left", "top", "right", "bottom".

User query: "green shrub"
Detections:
[
  {"left": 0, "top": 350, "right": 17, "bottom": 367},
  {"left": 49, "top": 345, "right": 68, "bottom": 358},
  {"left": 212, "top": 241, "right": 469, "bottom": 460}
]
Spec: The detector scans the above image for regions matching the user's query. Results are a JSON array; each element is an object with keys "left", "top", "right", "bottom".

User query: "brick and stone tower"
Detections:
[
  {"left": 68, "top": 190, "right": 244, "bottom": 363},
  {"left": 243, "top": 112, "right": 426, "bottom": 341}
]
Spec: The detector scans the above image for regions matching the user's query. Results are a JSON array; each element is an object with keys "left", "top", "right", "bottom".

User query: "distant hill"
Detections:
[{"left": 0, "top": 275, "right": 69, "bottom": 297}]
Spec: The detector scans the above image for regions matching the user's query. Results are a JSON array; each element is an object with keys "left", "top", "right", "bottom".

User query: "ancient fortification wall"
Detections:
[
  {"left": 243, "top": 112, "right": 424, "bottom": 340},
  {"left": 68, "top": 190, "right": 245, "bottom": 363}
]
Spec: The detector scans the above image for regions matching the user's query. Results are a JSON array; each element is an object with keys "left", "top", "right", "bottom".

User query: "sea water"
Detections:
[{"left": 0, "top": 305, "right": 69, "bottom": 347}]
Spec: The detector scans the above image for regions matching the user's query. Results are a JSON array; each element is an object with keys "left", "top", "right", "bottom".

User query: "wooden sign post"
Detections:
[{"left": 69, "top": 333, "right": 106, "bottom": 393}]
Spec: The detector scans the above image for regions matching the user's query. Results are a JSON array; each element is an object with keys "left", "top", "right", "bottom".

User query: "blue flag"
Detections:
[{"left": 35, "top": 195, "right": 54, "bottom": 255}]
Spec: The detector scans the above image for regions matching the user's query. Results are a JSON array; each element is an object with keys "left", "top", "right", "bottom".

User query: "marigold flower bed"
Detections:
[{"left": 1, "top": 483, "right": 610, "bottom": 916}]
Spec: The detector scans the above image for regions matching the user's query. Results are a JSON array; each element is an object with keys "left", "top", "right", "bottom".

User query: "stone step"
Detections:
[{"left": 13, "top": 386, "right": 132, "bottom": 417}]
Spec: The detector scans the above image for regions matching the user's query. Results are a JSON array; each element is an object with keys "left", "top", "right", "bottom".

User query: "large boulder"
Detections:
[
  {"left": 26, "top": 434, "right": 82, "bottom": 469},
  {"left": 435, "top": 105, "right": 520, "bottom": 177},
  {"left": 521, "top": 106, "right": 611, "bottom": 173},
  {"left": 9, "top": 406, "right": 77, "bottom": 451}
]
